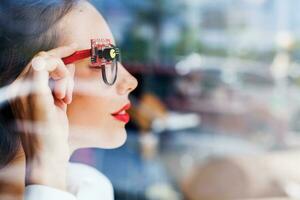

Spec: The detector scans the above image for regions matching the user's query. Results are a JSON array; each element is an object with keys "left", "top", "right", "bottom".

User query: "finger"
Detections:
[
  {"left": 47, "top": 43, "right": 78, "bottom": 58},
  {"left": 63, "top": 64, "right": 75, "bottom": 104},
  {"left": 53, "top": 77, "right": 68, "bottom": 100},
  {"left": 30, "top": 72, "right": 55, "bottom": 121},
  {"left": 47, "top": 58, "right": 69, "bottom": 80},
  {"left": 32, "top": 54, "right": 69, "bottom": 81},
  {"left": 54, "top": 98, "right": 67, "bottom": 112},
  {"left": 31, "top": 55, "right": 69, "bottom": 99},
  {"left": 52, "top": 63, "right": 75, "bottom": 102},
  {"left": 30, "top": 57, "right": 63, "bottom": 116},
  {"left": 31, "top": 66, "right": 51, "bottom": 95},
  {"left": 28, "top": 45, "right": 76, "bottom": 114},
  {"left": 35, "top": 56, "right": 70, "bottom": 100}
]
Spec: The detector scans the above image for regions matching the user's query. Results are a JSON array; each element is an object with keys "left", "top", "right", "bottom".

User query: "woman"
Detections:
[{"left": 0, "top": 0, "right": 138, "bottom": 199}]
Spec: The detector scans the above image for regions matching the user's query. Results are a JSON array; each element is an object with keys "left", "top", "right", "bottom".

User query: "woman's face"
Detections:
[{"left": 58, "top": 1, "right": 138, "bottom": 150}]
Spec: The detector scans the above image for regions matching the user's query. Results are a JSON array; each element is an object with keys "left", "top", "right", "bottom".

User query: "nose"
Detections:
[{"left": 116, "top": 63, "right": 138, "bottom": 95}]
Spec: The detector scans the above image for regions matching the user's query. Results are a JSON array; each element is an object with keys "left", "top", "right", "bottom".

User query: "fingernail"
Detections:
[
  {"left": 68, "top": 96, "right": 73, "bottom": 104},
  {"left": 32, "top": 57, "right": 46, "bottom": 71}
]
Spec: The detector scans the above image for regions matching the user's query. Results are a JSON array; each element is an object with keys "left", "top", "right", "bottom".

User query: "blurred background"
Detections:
[{"left": 71, "top": 0, "right": 300, "bottom": 199}]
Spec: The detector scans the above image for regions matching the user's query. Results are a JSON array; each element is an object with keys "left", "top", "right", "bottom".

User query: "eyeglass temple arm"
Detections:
[{"left": 62, "top": 49, "right": 91, "bottom": 65}]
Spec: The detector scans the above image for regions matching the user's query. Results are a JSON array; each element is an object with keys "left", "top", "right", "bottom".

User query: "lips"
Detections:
[{"left": 111, "top": 103, "right": 131, "bottom": 124}]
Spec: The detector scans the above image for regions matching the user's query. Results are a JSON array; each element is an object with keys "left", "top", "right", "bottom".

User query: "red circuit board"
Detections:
[{"left": 90, "top": 38, "right": 113, "bottom": 67}]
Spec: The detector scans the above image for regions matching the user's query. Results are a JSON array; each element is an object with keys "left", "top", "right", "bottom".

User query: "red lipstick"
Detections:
[{"left": 111, "top": 103, "right": 131, "bottom": 124}]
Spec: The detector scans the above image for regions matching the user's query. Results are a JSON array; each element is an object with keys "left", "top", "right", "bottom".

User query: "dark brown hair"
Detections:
[{"left": 0, "top": 0, "right": 79, "bottom": 167}]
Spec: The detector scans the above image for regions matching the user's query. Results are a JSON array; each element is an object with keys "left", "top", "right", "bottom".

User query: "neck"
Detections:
[
  {"left": 68, "top": 125, "right": 97, "bottom": 156},
  {"left": 0, "top": 147, "right": 25, "bottom": 200}
]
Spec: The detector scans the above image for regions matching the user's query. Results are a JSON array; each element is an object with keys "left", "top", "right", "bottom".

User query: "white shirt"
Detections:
[{"left": 25, "top": 162, "right": 114, "bottom": 200}]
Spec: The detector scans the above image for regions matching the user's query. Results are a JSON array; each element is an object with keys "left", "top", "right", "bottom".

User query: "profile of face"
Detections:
[{"left": 58, "top": 1, "right": 138, "bottom": 150}]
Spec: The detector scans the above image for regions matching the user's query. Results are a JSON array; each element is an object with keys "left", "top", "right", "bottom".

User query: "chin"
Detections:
[
  {"left": 69, "top": 124, "right": 128, "bottom": 150},
  {"left": 97, "top": 128, "right": 127, "bottom": 149},
  {"left": 112, "top": 128, "right": 127, "bottom": 148}
]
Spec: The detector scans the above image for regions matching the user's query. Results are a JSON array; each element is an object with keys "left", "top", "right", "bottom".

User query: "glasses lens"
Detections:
[{"left": 102, "top": 60, "right": 118, "bottom": 85}]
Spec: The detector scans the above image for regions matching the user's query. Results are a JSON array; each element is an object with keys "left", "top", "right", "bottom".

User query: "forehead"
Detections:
[{"left": 59, "top": 1, "right": 115, "bottom": 49}]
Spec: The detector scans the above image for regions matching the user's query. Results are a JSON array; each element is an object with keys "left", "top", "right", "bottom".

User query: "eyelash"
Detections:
[{"left": 89, "top": 65, "right": 102, "bottom": 70}]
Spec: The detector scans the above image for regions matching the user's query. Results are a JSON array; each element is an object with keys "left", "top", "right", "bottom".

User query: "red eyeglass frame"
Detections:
[{"left": 62, "top": 49, "right": 91, "bottom": 65}]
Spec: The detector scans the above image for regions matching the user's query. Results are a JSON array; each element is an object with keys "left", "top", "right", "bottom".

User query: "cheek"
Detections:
[
  {"left": 66, "top": 77, "right": 127, "bottom": 148},
  {"left": 68, "top": 93, "right": 111, "bottom": 127},
  {"left": 69, "top": 66, "right": 112, "bottom": 127}
]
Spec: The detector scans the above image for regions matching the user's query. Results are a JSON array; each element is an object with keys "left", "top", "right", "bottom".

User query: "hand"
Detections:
[{"left": 9, "top": 43, "right": 78, "bottom": 190}]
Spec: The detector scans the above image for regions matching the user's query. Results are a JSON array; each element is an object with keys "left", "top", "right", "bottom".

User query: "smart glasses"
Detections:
[{"left": 62, "top": 39, "right": 120, "bottom": 86}]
